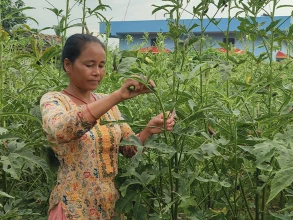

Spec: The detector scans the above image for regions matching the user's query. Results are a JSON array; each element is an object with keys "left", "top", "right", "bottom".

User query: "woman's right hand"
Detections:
[{"left": 117, "top": 77, "right": 156, "bottom": 100}]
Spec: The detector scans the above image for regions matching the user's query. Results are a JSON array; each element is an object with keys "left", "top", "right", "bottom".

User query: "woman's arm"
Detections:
[
  {"left": 117, "top": 109, "right": 175, "bottom": 158},
  {"left": 41, "top": 78, "right": 154, "bottom": 143},
  {"left": 139, "top": 112, "right": 176, "bottom": 144},
  {"left": 82, "top": 78, "right": 155, "bottom": 123},
  {"left": 40, "top": 92, "right": 93, "bottom": 143}
]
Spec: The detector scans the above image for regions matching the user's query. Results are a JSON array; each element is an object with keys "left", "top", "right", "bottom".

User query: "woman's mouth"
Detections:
[{"left": 88, "top": 80, "right": 99, "bottom": 84}]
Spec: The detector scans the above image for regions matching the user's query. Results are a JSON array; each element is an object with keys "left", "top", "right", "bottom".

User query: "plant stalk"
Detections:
[{"left": 82, "top": 0, "right": 87, "bottom": 34}]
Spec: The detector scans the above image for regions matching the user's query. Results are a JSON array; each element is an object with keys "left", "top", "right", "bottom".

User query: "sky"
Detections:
[{"left": 23, "top": 0, "right": 293, "bottom": 47}]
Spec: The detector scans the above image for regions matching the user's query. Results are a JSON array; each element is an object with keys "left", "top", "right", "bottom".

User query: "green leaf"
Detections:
[
  {"left": 145, "top": 142, "right": 176, "bottom": 156},
  {"left": 196, "top": 176, "right": 210, "bottom": 183},
  {"left": 63, "top": 23, "right": 85, "bottom": 31},
  {"left": 0, "top": 113, "right": 42, "bottom": 125},
  {"left": 179, "top": 196, "right": 197, "bottom": 210},
  {"left": 200, "top": 143, "right": 220, "bottom": 158},
  {"left": 219, "top": 179, "right": 231, "bottom": 188},
  {"left": 189, "top": 63, "right": 206, "bottom": 78},
  {"left": 133, "top": 195, "right": 147, "bottom": 219},
  {"left": 0, "top": 127, "right": 8, "bottom": 135},
  {"left": 130, "top": 145, "right": 144, "bottom": 168},
  {"left": 119, "top": 179, "right": 141, "bottom": 197},
  {"left": 16, "top": 150, "right": 52, "bottom": 182},
  {"left": 265, "top": 19, "right": 281, "bottom": 32},
  {"left": 151, "top": 4, "right": 173, "bottom": 15},
  {"left": 0, "top": 154, "right": 21, "bottom": 179},
  {"left": 115, "top": 190, "right": 138, "bottom": 214},
  {"left": 138, "top": 171, "right": 156, "bottom": 185},
  {"left": 45, "top": 7, "right": 63, "bottom": 17},
  {"left": 120, "top": 135, "right": 143, "bottom": 148},
  {"left": 0, "top": 191, "right": 14, "bottom": 199},
  {"left": 267, "top": 167, "right": 293, "bottom": 203},
  {"left": 240, "top": 140, "right": 278, "bottom": 167},
  {"left": 40, "top": 46, "right": 61, "bottom": 63},
  {"left": 1, "top": 146, "right": 52, "bottom": 181},
  {"left": 276, "top": 146, "right": 293, "bottom": 169},
  {"left": 269, "top": 211, "right": 293, "bottom": 220},
  {"left": 88, "top": 4, "right": 111, "bottom": 14},
  {"left": 277, "top": 5, "right": 293, "bottom": 9},
  {"left": 197, "top": 173, "right": 219, "bottom": 183},
  {"left": 232, "top": 109, "right": 240, "bottom": 116},
  {"left": 188, "top": 100, "right": 195, "bottom": 111},
  {"left": 187, "top": 23, "right": 199, "bottom": 32},
  {"left": 257, "top": 163, "right": 273, "bottom": 172},
  {"left": 8, "top": 140, "right": 25, "bottom": 152},
  {"left": 117, "top": 57, "right": 138, "bottom": 74},
  {"left": 189, "top": 149, "right": 205, "bottom": 162}
]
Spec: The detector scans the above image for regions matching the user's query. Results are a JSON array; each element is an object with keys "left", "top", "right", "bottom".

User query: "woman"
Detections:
[{"left": 40, "top": 34, "right": 175, "bottom": 220}]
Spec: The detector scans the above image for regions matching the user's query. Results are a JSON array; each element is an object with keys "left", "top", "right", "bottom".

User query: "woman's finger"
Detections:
[{"left": 148, "top": 80, "right": 156, "bottom": 89}]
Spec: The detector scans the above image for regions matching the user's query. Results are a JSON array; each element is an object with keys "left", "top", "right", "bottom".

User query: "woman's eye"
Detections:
[
  {"left": 86, "top": 64, "right": 94, "bottom": 68},
  {"left": 98, "top": 65, "right": 105, "bottom": 68}
]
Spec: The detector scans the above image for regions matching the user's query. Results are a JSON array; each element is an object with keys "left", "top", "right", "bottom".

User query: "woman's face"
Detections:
[{"left": 64, "top": 42, "right": 106, "bottom": 91}]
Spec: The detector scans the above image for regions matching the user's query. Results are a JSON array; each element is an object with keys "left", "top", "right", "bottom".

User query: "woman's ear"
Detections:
[{"left": 64, "top": 58, "right": 72, "bottom": 74}]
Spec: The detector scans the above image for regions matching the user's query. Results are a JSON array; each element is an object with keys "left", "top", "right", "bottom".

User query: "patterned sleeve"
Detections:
[
  {"left": 111, "top": 105, "right": 137, "bottom": 158},
  {"left": 96, "top": 93, "right": 135, "bottom": 140},
  {"left": 40, "top": 92, "right": 94, "bottom": 143}
]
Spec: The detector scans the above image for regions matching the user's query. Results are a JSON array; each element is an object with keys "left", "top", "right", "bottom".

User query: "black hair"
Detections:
[{"left": 61, "top": 33, "right": 106, "bottom": 71}]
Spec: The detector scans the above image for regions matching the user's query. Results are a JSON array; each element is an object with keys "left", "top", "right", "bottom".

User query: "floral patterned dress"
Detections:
[{"left": 40, "top": 91, "right": 136, "bottom": 220}]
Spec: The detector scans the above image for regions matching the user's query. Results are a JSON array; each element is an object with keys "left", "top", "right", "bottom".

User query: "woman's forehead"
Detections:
[{"left": 79, "top": 42, "right": 106, "bottom": 59}]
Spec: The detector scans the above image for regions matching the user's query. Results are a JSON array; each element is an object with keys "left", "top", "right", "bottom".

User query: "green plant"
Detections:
[
  {"left": 112, "top": 0, "right": 293, "bottom": 220},
  {"left": 1, "top": 0, "right": 293, "bottom": 219}
]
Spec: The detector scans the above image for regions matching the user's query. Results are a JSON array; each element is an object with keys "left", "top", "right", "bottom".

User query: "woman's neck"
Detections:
[{"left": 63, "top": 86, "right": 96, "bottom": 105}]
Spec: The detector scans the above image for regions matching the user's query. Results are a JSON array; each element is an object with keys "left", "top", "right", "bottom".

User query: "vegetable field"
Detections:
[{"left": 1, "top": 0, "right": 293, "bottom": 219}]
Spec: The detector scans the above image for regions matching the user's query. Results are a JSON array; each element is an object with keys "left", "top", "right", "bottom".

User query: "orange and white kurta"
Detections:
[{"left": 40, "top": 92, "right": 135, "bottom": 220}]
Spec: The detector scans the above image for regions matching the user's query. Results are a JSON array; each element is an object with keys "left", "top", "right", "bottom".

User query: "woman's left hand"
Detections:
[{"left": 146, "top": 111, "right": 176, "bottom": 135}]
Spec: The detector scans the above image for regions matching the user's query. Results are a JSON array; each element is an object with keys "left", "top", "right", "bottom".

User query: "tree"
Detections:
[{"left": 0, "top": 0, "right": 27, "bottom": 32}]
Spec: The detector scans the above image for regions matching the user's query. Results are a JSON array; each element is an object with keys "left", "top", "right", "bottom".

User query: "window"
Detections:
[
  {"left": 151, "top": 38, "right": 156, "bottom": 46},
  {"left": 223, "top": 37, "right": 235, "bottom": 45}
]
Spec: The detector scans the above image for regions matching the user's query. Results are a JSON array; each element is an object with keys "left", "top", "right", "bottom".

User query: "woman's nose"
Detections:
[{"left": 92, "top": 66, "right": 100, "bottom": 75}]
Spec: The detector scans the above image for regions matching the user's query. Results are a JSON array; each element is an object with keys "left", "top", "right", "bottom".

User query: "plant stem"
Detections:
[
  {"left": 268, "top": 0, "right": 277, "bottom": 117},
  {"left": 199, "top": 17, "right": 204, "bottom": 104},
  {"left": 158, "top": 156, "right": 163, "bottom": 201},
  {"left": 239, "top": 179, "right": 253, "bottom": 220},
  {"left": 0, "top": 0, "right": 4, "bottom": 128},
  {"left": 62, "top": 0, "right": 70, "bottom": 47},
  {"left": 212, "top": 161, "right": 236, "bottom": 217},
  {"left": 82, "top": 0, "right": 87, "bottom": 34},
  {"left": 233, "top": 116, "right": 238, "bottom": 217},
  {"left": 261, "top": 185, "right": 266, "bottom": 220},
  {"left": 168, "top": 158, "right": 174, "bottom": 220},
  {"left": 174, "top": 151, "right": 178, "bottom": 217},
  {"left": 152, "top": 89, "right": 173, "bottom": 217},
  {"left": 0, "top": 0, "right": 7, "bottom": 194},
  {"left": 255, "top": 168, "right": 260, "bottom": 220},
  {"left": 280, "top": 190, "right": 285, "bottom": 209}
]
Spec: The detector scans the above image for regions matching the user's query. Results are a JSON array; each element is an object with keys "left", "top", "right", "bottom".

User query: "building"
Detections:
[{"left": 100, "top": 16, "right": 293, "bottom": 60}]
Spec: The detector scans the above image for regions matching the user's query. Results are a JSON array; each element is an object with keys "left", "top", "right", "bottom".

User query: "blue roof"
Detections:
[{"left": 100, "top": 16, "right": 292, "bottom": 38}]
